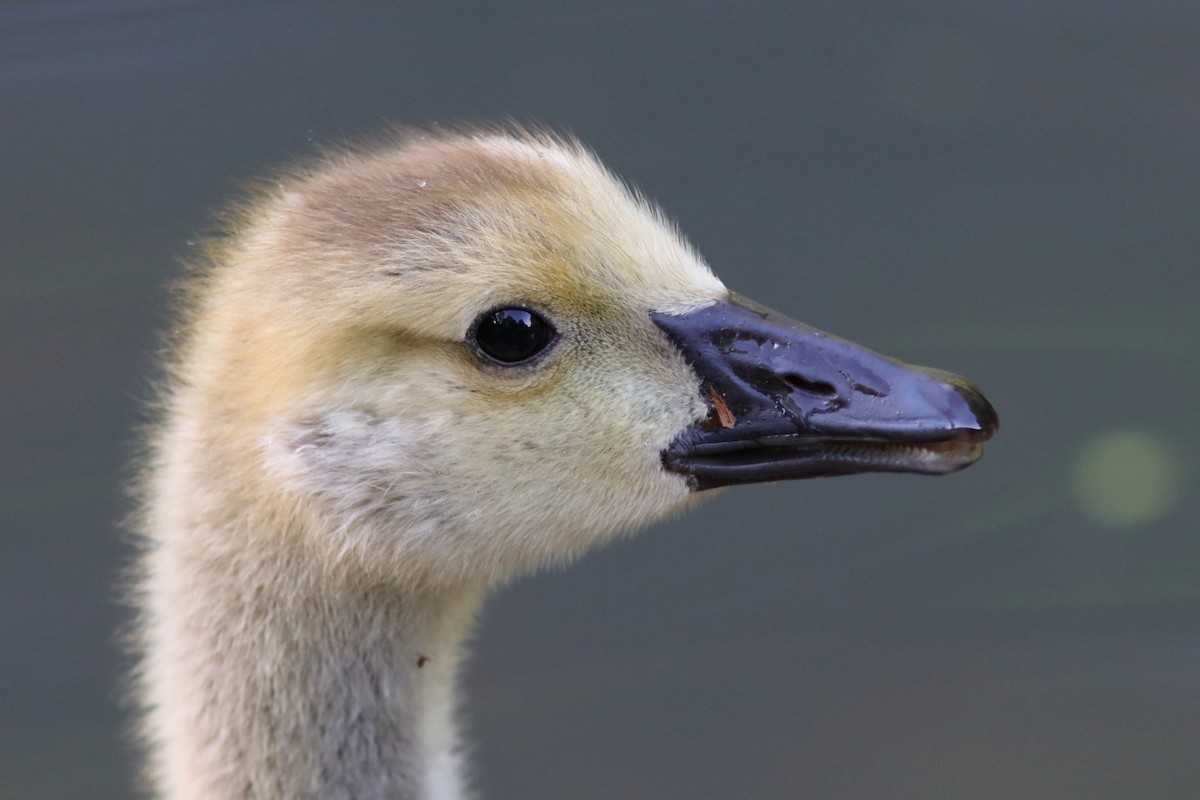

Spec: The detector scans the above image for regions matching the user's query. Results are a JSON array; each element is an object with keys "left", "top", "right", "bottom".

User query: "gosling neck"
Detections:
[{"left": 141, "top": 520, "right": 484, "bottom": 800}]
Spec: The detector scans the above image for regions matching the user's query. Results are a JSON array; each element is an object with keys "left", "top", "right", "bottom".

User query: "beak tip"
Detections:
[{"left": 950, "top": 380, "right": 999, "bottom": 441}]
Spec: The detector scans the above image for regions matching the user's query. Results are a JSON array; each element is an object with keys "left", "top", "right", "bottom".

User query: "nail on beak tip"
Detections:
[{"left": 949, "top": 381, "right": 999, "bottom": 442}]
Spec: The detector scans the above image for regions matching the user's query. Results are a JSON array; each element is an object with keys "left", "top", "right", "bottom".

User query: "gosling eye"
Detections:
[{"left": 469, "top": 306, "right": 557, "bottom": 365}]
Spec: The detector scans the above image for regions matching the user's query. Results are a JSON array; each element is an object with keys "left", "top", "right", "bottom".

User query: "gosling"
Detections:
[{"left": 133, "top": 128, "right": 997, "bottom": 799}]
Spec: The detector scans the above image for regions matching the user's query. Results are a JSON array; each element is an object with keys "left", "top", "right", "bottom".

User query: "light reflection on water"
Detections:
[{"left": 4, "top": 2, "right": 1199, "bottom": 798}]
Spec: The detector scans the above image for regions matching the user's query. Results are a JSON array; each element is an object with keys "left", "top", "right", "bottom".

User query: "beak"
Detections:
[{"left": 651, "top": 293, "right": 998, "bottom": 491}]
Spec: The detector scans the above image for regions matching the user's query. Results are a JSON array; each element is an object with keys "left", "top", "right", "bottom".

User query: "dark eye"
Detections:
[{"left": 470, "top": 307, "right": 557, "bottom": 364}]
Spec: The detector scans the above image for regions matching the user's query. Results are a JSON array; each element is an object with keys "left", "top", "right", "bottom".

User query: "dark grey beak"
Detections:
[{"left": 652, "top": 293, "right": 998, "bottom": 490}]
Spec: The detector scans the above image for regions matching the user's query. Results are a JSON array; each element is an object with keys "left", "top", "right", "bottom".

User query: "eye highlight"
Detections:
[{"left": 469, "top": 307, "right": 557, "bottom": 365}]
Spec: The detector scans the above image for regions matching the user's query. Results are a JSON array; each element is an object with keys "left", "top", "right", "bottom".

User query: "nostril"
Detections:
[
  {"left": 784, "top": 374, "right": 839, "bottom": 397},
  {"left": 739, "top": 365, "right": 841, "bottom": 399}
]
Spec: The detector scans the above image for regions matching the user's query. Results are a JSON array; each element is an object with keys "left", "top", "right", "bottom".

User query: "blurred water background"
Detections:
[{"left": 3, "top": 1, "right": 1198, "bottom": 797}]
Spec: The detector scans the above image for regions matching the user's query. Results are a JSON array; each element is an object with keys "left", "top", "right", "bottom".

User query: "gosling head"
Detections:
[{"left": 189, "top": 129, "right": 995, "bottom": 591}]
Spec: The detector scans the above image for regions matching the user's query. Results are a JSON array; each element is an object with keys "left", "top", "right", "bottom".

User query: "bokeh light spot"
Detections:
[{"left": 1072, "top": 429, "right": 1186, "bottom": 528}]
